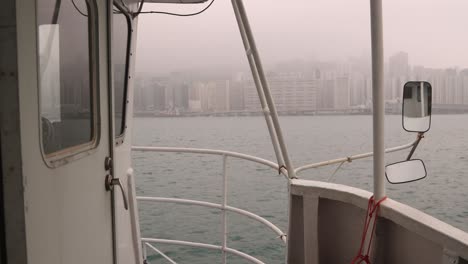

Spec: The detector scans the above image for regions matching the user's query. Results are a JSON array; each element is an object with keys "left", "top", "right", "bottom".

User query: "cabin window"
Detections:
[
  {"left": 36, "top": 0, "right": 98, "bottom": 155},
  {"left": 113, "top": 3, "right": 132, "bottom": 138}
]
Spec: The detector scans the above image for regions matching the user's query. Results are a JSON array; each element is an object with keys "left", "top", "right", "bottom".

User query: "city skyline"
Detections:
[{"left": 134, "top": 52, "right": 468, "bottom": 116}]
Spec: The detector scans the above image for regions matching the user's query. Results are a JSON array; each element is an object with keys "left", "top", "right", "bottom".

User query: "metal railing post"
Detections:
[
  {"left": 221, "top": 154, "right": 228, "bottom": 264},
  {"left": 231, "top": 0, "right": 295, "bottom": 178},
  {"left": 370, "top": 0, "right": 386, "bottom": 200},
  {"left": 142, "top": 241, "right": 148, "bottom": 263}
]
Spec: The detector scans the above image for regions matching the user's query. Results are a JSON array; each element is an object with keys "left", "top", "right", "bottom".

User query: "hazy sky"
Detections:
[{"left": 135, "top": 0, "right": 468, "bottom": 74}]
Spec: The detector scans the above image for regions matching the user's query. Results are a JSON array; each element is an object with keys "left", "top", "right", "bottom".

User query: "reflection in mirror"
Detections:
[
  {"left": 385, "top": 159, "right": 427, "bottom": 184},
  {"left": 402, "top": 81, "right": 432, "bottom": 132}
]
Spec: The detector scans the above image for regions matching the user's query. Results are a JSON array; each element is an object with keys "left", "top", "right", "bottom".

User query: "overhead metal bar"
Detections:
[
  {"left": 231, "top": 0, "right": 295, "bottom": 179},
  {"left": 370, "top": 0, "right": 385, "bottom": 200},
  {"left": 143, "top": 0, "right": 208, "bottom": 3},
  {"left": 230, "top": 0, "right": 284, "bottom": 170}
]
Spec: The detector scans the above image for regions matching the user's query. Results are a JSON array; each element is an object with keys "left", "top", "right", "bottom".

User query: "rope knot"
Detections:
[
  {"left": 278, "top": 165, "right": 287, "bottom": 175},
  {"left": 350, "top": 195, "right": 387, "bottom": 264}
]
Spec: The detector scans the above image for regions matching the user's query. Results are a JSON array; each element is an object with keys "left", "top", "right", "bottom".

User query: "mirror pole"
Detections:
[
  {"left": 370, "top": 0, "right": 385, "bottom": 200},
  {"left": 406, "top": 133, "right": 424, "bottom": 161}
]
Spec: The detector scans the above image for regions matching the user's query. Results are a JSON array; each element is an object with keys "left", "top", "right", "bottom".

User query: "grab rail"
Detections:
[
  {"left": 137, "top": 196, "right": 286, "bottom": 242},
  {"left": 294, "top": 138, "right": 418, "bottom": 175},
  {"left": 132, "top": 146, "right": 288, "bottom": 179},
  {"left": 142, "top": 238, "right": 266, "bottom": 264},
  {"left": 132, "top": 146, "right": 286, "bottom": 264}
]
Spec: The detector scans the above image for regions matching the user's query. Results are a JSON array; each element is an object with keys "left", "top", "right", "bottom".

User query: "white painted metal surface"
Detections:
[
  {"left": 137, "top": 196, "right": 286, "bottom": 242},
  {"left": 16, "top": 0, "right": 115, "bottom": 263},
  {"left": 290, "top": 179, "right": 468, "bottom": 261},
  {"left": 142, "top": 238, "right": 266, "bottom": 264},
  {"left": 221, "top": 154, "right": 228, "bottom": 264},
  {"left": 112, "top": 11, "right": 143, "bottom": 263},
  {"left": 370, "top": 0, "right": 386, "bottom": 200},
  {"left": 126, "top": 169, "right": 144, "bottom": 264}
]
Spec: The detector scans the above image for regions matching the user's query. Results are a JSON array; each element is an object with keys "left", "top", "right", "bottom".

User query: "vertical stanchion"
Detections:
[
  {"left": 370, "top": 1, "right": 386, "bottom": 262},
  {"left": 221, "top": 154, "right": 228, "bottom": 264},
  {"left": 142, "top": 242, "right": 148, "bottom": 263},
  {"left": 370, "top": 0, "right": 385, "bottom": 200}
]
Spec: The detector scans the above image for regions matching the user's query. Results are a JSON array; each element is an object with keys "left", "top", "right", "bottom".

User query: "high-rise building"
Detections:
[
  {"left": 349, "top": 72, "right": 367, "bottom": 106},
  {"left": 244, "top": 72, "right": 317, "bottom": 112},
  {"left": 387, "top": 52, "right": 409, "bottom": 100},
  {"left": 389, "top": 51, "right": 409, "bottom": 78},
  {"left": 229, "top": 80, "right": 244, "bottom": 111},
  {"left": 459, "top": 69, "right": 468, "bottom": 104},
  {"left": 334, "top": 76, "right": 350, "bottom": 109},
  {"left": 152, "top": 80, "right": 166, "bottom": 111}
]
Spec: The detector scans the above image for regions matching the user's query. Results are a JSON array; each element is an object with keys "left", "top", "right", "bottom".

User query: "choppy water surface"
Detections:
[{"left": 133, "top": 115, "right": 468, "bottom": 263}]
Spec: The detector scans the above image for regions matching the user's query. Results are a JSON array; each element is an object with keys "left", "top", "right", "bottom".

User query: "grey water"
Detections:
[{"left": 133, "top": 115, "right": 468, "bottom": 264}]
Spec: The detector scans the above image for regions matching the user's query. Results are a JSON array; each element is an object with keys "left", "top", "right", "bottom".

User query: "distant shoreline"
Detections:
[{"left": 133, "top": 110, "right": 467, "bottom": 118}]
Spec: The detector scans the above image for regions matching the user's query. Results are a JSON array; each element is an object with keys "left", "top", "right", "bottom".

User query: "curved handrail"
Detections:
[
  {"left": 137, "top": 196, "right": 286, "bottom": 243},
  {"left": 294, "top": 138, "right": 418, "bottom": 175},
  {"left": 142, "top": 238, "right": 266, "bottom": 264},
  {"left": 133, "top": 146, "right": 288, "bottom": 263},
  {"left": 132, "top": 146, "right": 288, "bottom": 179}
]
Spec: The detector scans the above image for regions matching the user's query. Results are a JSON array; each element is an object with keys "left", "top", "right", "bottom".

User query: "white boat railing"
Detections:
[
  {"left": 132, "top": 146, "right": 287, "bottom": 264},
  {"left": 133, "top": 139, "right": 416, "bottom": 263}
]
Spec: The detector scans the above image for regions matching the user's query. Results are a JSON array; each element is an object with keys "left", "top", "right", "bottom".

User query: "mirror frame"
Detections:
[
  {"left": 385, "top": 159, "right": 427, "bottom": 184},
  {"left": 402, "top": 81, "right": 432, "bottom": 133}
]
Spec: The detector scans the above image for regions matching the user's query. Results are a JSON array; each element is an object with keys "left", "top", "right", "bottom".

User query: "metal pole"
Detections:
[
  {"left": 420, "top": 81, "right": 425, "bottom": 116},
  {"left": 370, "top": 0, "right": 385, "bottom": 200},
  {"left": 406, "top": 133, "right": 423, "bottom": 161},
  {"left": 221, "top": 154, "right": 228, "bottom": 264},
  {"left": 142, "top": 242, "right": 148, "bottom": 263},
  {"left": 230, "top": 0, "right": 284, "bottom": 168},
  {"left": 231, "top": 0, "right": 296, "bottom": 178}
]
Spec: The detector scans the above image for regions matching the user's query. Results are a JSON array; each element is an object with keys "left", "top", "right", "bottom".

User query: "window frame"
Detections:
[
  {"left": 112, "top": 1, "right": 133, "bottom": 145},
  {"left": 36, "top": 0, "right": 101, "bottom": 167}
]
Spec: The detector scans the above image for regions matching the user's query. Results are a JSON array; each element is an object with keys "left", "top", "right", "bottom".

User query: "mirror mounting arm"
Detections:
[{"left": 406, "top": 132, "right": 425, "bottom": 161}]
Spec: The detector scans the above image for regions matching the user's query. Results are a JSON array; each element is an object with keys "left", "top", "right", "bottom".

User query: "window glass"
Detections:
[
  {"left": 113, "top": 4, "right": 131, "bottom": 137},
  {"left": 37, "top": 0, "right": 95, "bottom": 155}
]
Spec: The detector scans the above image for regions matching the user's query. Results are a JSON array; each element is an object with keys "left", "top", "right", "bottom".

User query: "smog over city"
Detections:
[{"left": 133, "top": 0, "right": 468, "bottom": 116}]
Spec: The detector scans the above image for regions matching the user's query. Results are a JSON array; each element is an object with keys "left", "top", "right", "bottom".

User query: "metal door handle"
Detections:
[{"left": 105, "top": 175, "right": 129, "bottom": 210}]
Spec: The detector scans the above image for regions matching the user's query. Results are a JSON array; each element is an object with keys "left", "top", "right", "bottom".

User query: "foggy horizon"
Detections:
[{"left": 135, "top": 0, "right": 468, "bottom": 75}]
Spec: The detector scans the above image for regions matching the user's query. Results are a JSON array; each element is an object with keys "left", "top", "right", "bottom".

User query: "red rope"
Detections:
[{"left": 350, "top": 195, "right": 387, "bottom": 264}]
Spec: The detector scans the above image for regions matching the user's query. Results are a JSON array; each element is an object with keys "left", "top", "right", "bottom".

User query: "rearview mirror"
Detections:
[
  {"left": 385, "top": 159, "right": 427, "bottom": 184},
  {"left": 402, "top": 81, "right": 432, "bottom": 133}
]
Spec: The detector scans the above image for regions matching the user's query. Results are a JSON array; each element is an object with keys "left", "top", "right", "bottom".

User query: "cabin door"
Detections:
[{"left": 17, "top": 0, "right": 116, "bottom": 262}]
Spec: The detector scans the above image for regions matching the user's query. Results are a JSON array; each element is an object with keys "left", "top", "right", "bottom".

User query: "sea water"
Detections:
[{"left": 133, "top": 115, "right": 468, "bottom": 263}]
